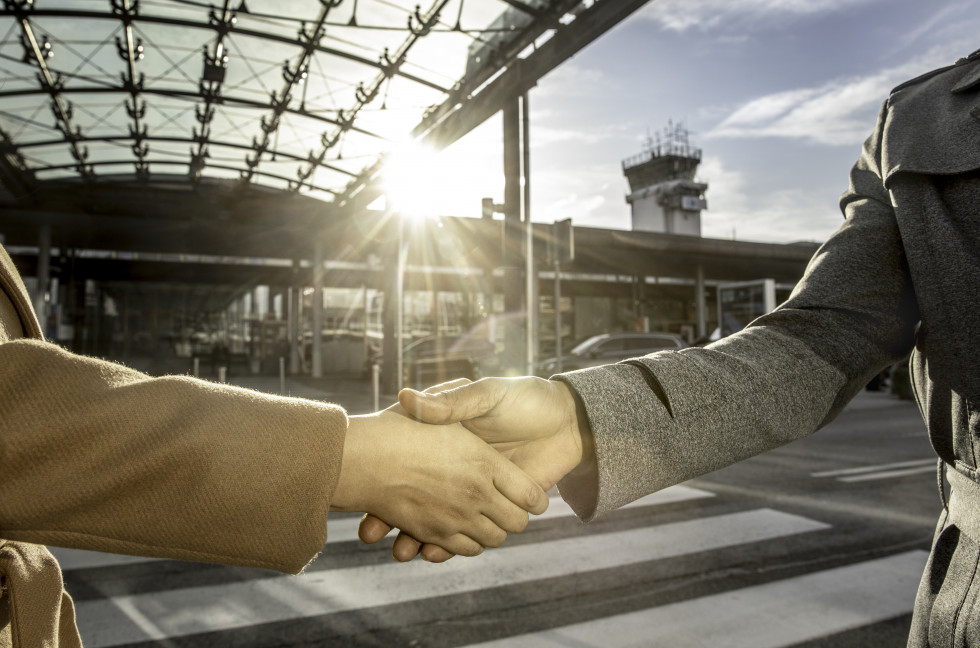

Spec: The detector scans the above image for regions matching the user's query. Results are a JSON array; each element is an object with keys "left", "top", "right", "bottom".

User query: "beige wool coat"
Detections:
[{"left": 0, "top": 244, "right": 348, "bottom": 647}]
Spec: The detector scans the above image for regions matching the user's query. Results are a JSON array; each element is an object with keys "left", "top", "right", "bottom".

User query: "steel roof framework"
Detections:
[{"left": 0, "top": 0, "right": 650, "bottom": 220}]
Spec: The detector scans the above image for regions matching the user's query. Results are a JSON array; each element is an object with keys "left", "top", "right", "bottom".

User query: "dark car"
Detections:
[
  {"left": 403, "top": 335, "right": 499, "bottom": 388},
  {"left": 536, "top": 332, "right": 687, "bottom": 376}
]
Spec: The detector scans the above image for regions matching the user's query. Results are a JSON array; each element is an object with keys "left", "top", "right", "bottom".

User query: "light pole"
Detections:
[{"left": 396, "top": 209, "right": 406, "bottom": 392}]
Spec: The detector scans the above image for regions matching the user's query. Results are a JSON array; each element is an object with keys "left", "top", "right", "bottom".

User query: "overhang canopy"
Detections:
[{"left": 0, "top": 0, "right": 651, "bottom": 256}]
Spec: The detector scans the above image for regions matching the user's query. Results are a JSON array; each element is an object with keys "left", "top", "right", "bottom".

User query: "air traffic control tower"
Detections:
[{"left": 623, "top": 122, "right": 708, "bottom": 236}]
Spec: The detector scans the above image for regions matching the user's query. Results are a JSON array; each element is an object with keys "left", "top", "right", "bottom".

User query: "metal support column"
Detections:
[
  {"left": 381, "top": 234, "right": 400, "bottom": 394},
  {"left": 522, "top": 92, "right": 536, "bottom": 375},
  {"left": 554, "top": 259, "right": 562, "bottom": 373},
  {"left": 289, "top": 284, "right": 300, "bottom": 374},
  {"left": 696, "top": 263, "right": 707, "bottom": 339},
  {"left": 312, "top": 242, "right": 324, "bottom": 378},
  {"left": 502, "top": 96, "right": 524, "bottom": 376},
  {"left": 34, "top": 223, "right": 50, "bottom": 330}
]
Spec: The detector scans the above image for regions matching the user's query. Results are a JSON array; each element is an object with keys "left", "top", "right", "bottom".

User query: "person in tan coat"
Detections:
[{"left": 0, "top": 243, "right": 548, "bottom": 647}]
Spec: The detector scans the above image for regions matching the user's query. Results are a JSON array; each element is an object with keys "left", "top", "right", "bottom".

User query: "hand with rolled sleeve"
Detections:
[
  {"left": 336, "top": 399, "right": 551, "bottom": 558},
  {"left": 357, "top": 377, "right": 592, "bottom": 562}
]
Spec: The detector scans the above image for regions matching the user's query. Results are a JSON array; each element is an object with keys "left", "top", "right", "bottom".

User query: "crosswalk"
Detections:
[
  {"left": 466, "top": 551, "right": 928, "bottom": 648},
  {"left": 811, "top": 458, "right": 937, "bottom": 483},
  {"left": 51, "top": 484, "right": 929, "bottom": 647}
]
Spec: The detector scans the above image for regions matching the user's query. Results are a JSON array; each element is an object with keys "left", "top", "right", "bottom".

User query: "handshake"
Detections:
[{"left": 330, "top": 376, "right": 590, "bottom": 563}]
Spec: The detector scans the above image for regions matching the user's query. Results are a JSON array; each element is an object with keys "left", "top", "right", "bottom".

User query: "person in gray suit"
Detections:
[{"left": 361, "top": 49, "right": 980, "bottom": 646}]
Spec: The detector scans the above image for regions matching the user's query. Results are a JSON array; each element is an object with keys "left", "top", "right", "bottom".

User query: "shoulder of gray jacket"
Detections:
[{"left": 889, "top": 48, "right": 980, "bottom": 96}]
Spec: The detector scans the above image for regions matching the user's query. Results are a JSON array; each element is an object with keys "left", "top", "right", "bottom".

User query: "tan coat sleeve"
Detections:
[{"left": 0, "top": 339, "right": 347, "bottom": 575}]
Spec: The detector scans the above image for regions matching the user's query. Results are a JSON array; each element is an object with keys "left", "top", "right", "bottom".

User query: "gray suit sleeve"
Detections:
[{"left": 556, "top": 100, "right": 920, "bottom": 521}]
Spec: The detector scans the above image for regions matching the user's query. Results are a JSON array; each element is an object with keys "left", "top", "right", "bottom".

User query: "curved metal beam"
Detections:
[
  {"left": 15, "top": 133, "right": 359, "bottom": 178},
  {"left": 0, "top": 84, "right": 386, "bottom": 140},
  {"left": 31, "top": 158, "right": 339, "bottom": 196},
  {"left": 0, "top": 8, "right": 450, "bottom": 93},
  {"left": 6, "top": 1, "right": 94, "bottom": 179},
  {"left": 17, "top": 131, "right": 358, "bottom": 178},
  {"left": 291, "top": 0, "right": 453, "bottom": 192}
]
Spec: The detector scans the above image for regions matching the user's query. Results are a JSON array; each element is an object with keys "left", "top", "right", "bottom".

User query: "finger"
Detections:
[
  {"left": 398, "top": 378, "right": 501, "bottom": 425},
  {"left": 471, "top": 515, "right": 508, "bottom": 549},
  {"left": 481, "top": 492, "right": 531, "bottom": 534},
  {"left": 421, "top": 378, "right": 471, "bottom": 395},
  {"left": 392, "top": 531, "right": 422, "bottom": 562},
  {"left": 492, "top": 459, "right": 550, "bottom": 516},
  {"left": 441, "top": 533, "right": 486, "bottom": 558},
  {"left": 420, "top": 544, "right": 454, "bottom": 563},
  {"left": 358, "top": 514, "right": 394, "bottom": 544}
]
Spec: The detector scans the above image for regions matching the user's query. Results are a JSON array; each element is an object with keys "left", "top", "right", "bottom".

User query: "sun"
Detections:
[
  {"left": 381, "top": 141, "right": 442, "bottom": 218},
  {"left": 379, "top": 127, "right": 503, "bottom": 219}
]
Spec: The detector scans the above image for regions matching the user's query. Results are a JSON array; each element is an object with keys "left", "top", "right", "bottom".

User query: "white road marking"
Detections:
[
  {"left": 51, "top": 485, "right": 714, "bottom": 572},
  {"left": 465, "top": 550, "right": 929, "bottom": 648},
  {"left": 838, "top": 465, "right": 937, "bottom": 483},
  {"left": 811, "top": 458, "right": 934, "bottom": 479},
  {"left": 74, "top": 508, "right": 826, "bottom": 647}
]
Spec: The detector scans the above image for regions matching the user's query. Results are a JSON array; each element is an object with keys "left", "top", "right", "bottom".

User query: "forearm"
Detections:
[
  {"left": 0, "top": 339, "right": 346, "bottom": 574},
  {"left": 556, "top": 327, "right": 847, "bottom": 521}
]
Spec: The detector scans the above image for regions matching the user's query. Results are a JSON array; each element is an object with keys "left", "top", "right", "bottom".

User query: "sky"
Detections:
[{"left": 417, "top": 0, "right": 980, "bottom": 244}]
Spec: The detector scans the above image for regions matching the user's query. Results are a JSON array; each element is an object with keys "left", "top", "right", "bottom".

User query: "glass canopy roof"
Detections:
[{"left": 0, "top": 0, "right": 575, "bottom": 207}]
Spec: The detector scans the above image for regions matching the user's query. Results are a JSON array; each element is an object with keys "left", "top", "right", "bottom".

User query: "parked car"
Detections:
[
  {"left": 402, "top": 334, "right": 500, "bottom": 388},
  {"left": 536, "top": 332, "right": 687, "bottom": 376},
  {"left": 366, "top": 334, "right": 500, "bottom": 388}
]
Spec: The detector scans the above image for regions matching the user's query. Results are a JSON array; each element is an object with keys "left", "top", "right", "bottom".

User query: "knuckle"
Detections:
[
  {"left": 462, "top": 544, "right": 484, "bottom": 557},
  {"left": 465, "top": 481, "right": 486, "bottom": 502},
  {"left": 485, "top": 530, "right": 507, "bottom": 548},
  {"left": 512, "top": 511, "right": 529, "bottom": 533}
]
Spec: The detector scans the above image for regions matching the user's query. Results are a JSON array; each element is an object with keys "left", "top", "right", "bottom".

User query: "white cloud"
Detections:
[
  {"left": 891, "top": 1, "right": 974, "bottom": 51},
  {"left": 697, "top": 156, "right": 841, "bottom": 243},
  {"left": 704, "top": 44, "right": 967, "bottom": 146},
  {"left": 640, "top": 0, "right": 879, "bottom": 32},
  {"left": 531, "top": 121, "right": 635, "bottom": 147}
]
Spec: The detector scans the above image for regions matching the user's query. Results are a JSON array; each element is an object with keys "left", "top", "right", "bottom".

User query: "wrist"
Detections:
[
  {"left": 333, "top": 415, "right": 371, "bottom": 512},
  {"left": 551, "top": 380, "right": 590, "bottom": 471}
]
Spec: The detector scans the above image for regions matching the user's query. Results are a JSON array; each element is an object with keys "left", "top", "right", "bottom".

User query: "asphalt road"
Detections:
[{"left": 53, "top": 385, "right": 938, "bottom": 647}]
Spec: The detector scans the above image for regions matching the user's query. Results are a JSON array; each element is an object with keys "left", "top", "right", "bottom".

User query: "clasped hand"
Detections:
[
  {"left": 333, "top": 399, "right": 550, "bottom": 558},
  {"left": 354, "top": 377, "right": 588, "bottom": 562}
]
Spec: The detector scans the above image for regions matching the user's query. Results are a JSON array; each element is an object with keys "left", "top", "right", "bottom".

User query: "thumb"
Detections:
[{"left": 398, "top": 379, "right": 500, "bottom": 425}]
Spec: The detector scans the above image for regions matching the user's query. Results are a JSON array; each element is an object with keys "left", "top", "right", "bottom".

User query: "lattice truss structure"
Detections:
[{"left": 0, "top": 0, "right": 604, "bottom": 210}]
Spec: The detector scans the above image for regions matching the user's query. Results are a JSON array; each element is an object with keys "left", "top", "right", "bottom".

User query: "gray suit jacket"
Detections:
[{"left": 554, "top": 50, "right": 980, "bottom": 645}]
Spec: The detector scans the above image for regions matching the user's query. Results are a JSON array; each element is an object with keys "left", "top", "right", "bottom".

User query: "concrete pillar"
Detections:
[
  {"left": 34, "top": 224, "right": 51, "bottom": 331},
  {"left": 501, "top": 97, "right": 524, "bottom": 376},
  {"left": 122, "top": 292, "right": 130, "bottom": 358},
  {"left": 522, "top": 92, "right": 536, "bottom": 375},
  {"left": 381, "top": 247, "right": 399, "bottom": 394},
  {"left": 696, "top": 263, "right": 707, "bottom": 339},
  {"left": 312, "top": 242, "right": 324, "bottom": 378},
  {"left": 633, "top": 275, "right": 646, "bottom": 330},
  {"left": 289, "top": 285, "right": 300, "bottom": 374},
  {"left": 265, "top": 286, "right": 274, "bottom": 320}
]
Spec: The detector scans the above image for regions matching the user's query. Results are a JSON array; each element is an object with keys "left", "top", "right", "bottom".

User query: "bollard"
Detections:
[
  {"left": 192, "top": 357, "right": 199, "bottom": 378},
  {"left": 372, "top": 362, "right": 380, "bottom": 412},
  {"left": 218, "top": 366, "right": 227, "bottom": 383},
  {"left": 279, "top": 356, "right": 286, "bottom": 395}
]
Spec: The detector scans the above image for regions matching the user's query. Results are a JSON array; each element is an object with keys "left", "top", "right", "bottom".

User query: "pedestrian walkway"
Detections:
[{"left": 57, "top": 482, "right": 927, "bottom": 648}]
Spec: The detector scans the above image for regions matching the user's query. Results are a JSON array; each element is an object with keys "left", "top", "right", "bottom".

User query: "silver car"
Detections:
[{"left": 536, "top": 332, "right": 687, "bottom": 376}]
